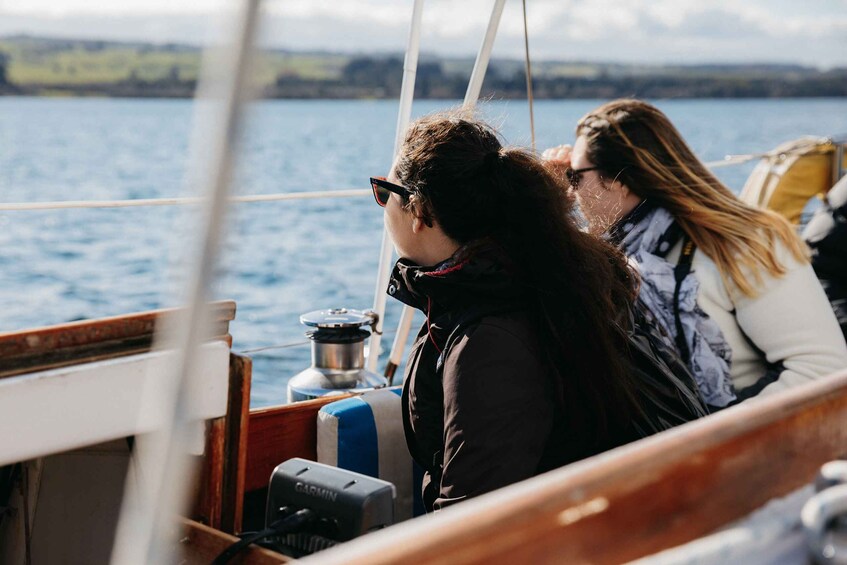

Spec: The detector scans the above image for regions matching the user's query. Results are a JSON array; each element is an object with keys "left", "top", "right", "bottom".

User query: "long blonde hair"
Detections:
[{"left": 577, "top": 99, "right": 808, "bottom": 297}]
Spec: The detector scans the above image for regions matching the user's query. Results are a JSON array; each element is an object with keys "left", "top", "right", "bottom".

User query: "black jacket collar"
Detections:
[{"left": 387, "top": 242, "right": 525, "bottom": 318}]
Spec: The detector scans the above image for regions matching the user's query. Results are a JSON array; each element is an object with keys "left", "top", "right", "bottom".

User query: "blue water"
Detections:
[{"left": 2, "top": 97, "right": 847, "bottom": 407}]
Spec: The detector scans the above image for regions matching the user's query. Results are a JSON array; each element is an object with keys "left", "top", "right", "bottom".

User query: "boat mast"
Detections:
[
  {"left": 109, "top": 1, "right": 264, "bottom": 562},
  {"left": 382, "top": 0, "right": 507, "bottom": 381},
  {"left": 463, "top": 0, "right": 507, "bottom": 108},
  {"left": 366, "top": 0, "right": 426, "bottom": 373}
]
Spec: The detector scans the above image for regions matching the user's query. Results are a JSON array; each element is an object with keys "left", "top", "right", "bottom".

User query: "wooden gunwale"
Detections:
[
  {"left": 0, "top": 301, "right": 236, "bottom": 378},
  {"left": 299, "top": 369, "right": 847, "bottom": 564}
]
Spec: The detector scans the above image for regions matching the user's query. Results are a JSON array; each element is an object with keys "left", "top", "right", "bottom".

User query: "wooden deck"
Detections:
[{"left": 0, "top": 301, "right": 236, "bottom": 378}]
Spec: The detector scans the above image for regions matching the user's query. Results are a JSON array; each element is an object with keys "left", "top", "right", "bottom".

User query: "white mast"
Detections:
[
  {"left": 464, "top": 0, "right": 507, "bottom": 108},
  {"left": 366, "top": 0, "right": 426, "bottom": 372},
  {"left": 109, "top": 1, "right": 263, "bottom": 562},
  {"left": 382, "top": 0, "right": 507, "bottom": 381}
]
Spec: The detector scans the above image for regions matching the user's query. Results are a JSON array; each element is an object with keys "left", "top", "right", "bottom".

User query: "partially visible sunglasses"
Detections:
[
  {"left": 370, "top": 176, "right": 411, "bottom": 207},
  {"left": 565, "top": 166, "right": 599, "bottom": 190}
]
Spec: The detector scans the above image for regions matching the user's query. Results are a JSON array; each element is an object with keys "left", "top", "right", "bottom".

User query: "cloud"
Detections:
[{"left": 1, "top": 0, "right": 844, "bottom": 67}]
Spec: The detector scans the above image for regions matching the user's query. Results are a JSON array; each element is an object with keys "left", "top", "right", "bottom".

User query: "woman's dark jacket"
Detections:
[{"left": 388, "top": 247, "right": 703, "bottom": 513}]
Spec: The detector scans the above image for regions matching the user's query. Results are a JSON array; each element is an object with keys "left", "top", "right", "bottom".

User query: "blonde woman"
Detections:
[{"left": 543, "top": 99, "right": 847, "bottom": 408}]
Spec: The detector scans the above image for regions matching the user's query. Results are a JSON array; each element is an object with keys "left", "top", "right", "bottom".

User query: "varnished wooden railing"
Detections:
[
  {"left": 0, "top": 301, "right": 236, "bottom": 378},
  {"left": 297, "top": 369, "right": 847, "bottom": 564}
]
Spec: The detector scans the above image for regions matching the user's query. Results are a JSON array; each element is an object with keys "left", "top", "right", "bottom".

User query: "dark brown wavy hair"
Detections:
[{"left": 394, "top": 112, "right": 642, "bottom": 439}]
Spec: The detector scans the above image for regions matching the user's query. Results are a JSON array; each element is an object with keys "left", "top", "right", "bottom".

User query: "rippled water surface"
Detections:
[{"left": 2, "top": 97, "right": 846, "bottom": 406}]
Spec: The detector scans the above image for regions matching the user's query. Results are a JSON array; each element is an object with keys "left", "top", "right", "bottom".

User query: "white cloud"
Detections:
[
  {"left": 1, "top": 0, "right": 844, "bottom": 67},
  {"left": 1, "top": 0, "right": 226, "bottom": 16}
]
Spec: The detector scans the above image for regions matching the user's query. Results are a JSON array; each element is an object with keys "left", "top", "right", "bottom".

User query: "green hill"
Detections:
[
  {"left": 0, "top": 35, "right": 345, "bottom": 88},
  {"left": 1, "top": 35, "right": 844, "bottom": 99}
]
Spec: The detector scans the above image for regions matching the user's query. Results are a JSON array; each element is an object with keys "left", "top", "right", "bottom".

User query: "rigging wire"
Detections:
[
  {"left": 238, "top": 327, "right": 398, "bottom": 355},
  {"left": 3, "top": 146, "right": 827, "bottom": 213},
  {"left": 521, "top": 0, "right": 536, "bottom": 152},
  {"left": 239, "top": 340, "right": 310, "bottom": 354},
  {"left": 0, "top": 159, "right": 775, "bottom": 212},
  {"left": 0, "top": 188, "right": 370, "bottom": 211},
  {"left": 703, "top": 153, "right": 768, "bottom": 168}
]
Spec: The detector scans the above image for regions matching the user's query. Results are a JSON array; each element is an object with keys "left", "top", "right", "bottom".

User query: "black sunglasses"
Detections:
[
  {"left": 565, "top": 166, "right": 600, "bottom": 190},
  {"left": 370, "top": 176, "right": 411, "bottom": 207}
]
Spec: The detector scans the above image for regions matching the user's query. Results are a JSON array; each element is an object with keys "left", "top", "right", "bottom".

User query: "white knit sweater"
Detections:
[{"left": 666, "top": 239, "right": 847, "bottom": 396}]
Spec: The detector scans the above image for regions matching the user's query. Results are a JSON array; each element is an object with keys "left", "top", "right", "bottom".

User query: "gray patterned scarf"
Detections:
[{"left": 612, "top": 204, "right": 736, "bottom": 407}]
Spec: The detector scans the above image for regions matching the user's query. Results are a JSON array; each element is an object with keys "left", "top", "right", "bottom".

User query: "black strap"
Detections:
[
  {"left": 672, "top": 236, "right": 696, "bottom": 364},
  {"left": 725, "top": 307, "right": 786, "bottom": 405},
  {"left": 830, "top": 198, "right": 847, "bottom": 224}
]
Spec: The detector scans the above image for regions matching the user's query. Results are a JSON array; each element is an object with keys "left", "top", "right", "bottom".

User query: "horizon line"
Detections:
[{"left": 1, "top": 33, "right": 840, "bottom": 71}]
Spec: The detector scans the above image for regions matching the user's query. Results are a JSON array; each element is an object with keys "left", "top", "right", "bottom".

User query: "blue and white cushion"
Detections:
[{"left": 317, "top": 387, "right": 423, "bottom": 520}]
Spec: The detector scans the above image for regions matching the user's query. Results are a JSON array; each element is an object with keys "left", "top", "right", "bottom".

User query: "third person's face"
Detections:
[{"left": 570, "top": 135, "right": 638, "bottom": 233}]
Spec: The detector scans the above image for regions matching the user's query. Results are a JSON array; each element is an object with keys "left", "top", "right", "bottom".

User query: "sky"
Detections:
[{"left": 1, "top": 0, "right": 846, "bottom": 68}]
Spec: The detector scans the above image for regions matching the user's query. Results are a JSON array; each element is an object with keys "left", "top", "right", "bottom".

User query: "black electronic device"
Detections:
[{"left": 264, "top": 458, "right": 395, "bottom": 556}]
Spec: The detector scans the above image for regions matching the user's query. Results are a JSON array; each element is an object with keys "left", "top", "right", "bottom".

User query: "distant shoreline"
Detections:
[
  {"left": 2, "top": 88, "right": 846, "bottom": 101},
  {"left": 4, "top": 92, "right": 847, "bottom": 102},
  {"left": 2, "top": 35, "right": 846, "bottom": 101}
]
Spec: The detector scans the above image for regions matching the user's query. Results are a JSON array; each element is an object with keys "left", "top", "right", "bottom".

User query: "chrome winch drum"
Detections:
[{"left": 287, "top": 308, "right": 387, "bottom": 402}]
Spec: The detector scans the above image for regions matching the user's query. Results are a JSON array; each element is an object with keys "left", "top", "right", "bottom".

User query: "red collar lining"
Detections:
[{"left": 423, "top": 258, "right": 469, "bottom": 278}]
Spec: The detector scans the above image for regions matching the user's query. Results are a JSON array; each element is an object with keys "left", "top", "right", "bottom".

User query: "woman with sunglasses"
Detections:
[
  {"left": 373, "top": 113, "right": 705, "bottom": 512},
  {"left": 543, "top": 99, "right": 847, "bottom": 408}
]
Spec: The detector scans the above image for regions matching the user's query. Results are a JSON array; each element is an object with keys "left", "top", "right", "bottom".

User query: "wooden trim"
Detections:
[
  {"left": 194, "top": 353, "right": 253, "bottom": 533},
  {"left": 244, "top": 395, "right": 354, "bottom": 494},
  {"left": 195, "top": 419, "right": 227, "bottom": 529},
  {"left": 179, "top": 518, "right": 290, "bottom": 564},
  {"left": 0, "top": 300, "right": 236, "bottom": 378},
  {"left": 305, "top": 370, "right": 847, "bottom": 565},
  {"left": 222, "top": 353, "right": 253, "bottom": 534}
]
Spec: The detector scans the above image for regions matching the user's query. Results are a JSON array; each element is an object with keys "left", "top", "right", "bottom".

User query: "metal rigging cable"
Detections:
[{"left": 522, "top": 0, "right": 537, "bottom": 153}]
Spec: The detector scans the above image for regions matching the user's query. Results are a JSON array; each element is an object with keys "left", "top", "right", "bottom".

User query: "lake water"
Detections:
[{"left": 2, "top": 96, "right": 847, "bottom": 407}]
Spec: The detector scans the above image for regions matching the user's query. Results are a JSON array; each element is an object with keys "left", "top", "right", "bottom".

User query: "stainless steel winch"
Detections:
[{"left": 287, "top": 308, "right": 388, "bottom": 402}]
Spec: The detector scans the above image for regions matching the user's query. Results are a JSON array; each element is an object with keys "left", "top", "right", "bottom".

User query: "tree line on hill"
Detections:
[
  {"left": 2, "top": 49, "right": 846, "bottom": 99},
  {"left": 266, "top": 57, "right": 847, "bottom": 99},
  {"left": 0, "top": 52, "right": 11, "bottom": 91}
]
